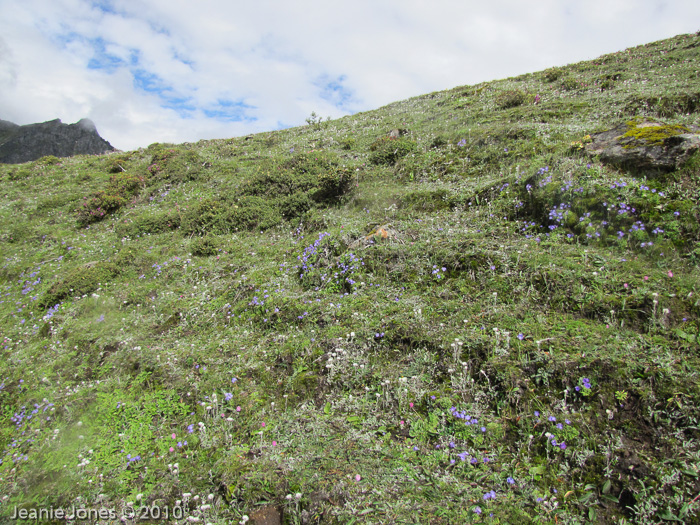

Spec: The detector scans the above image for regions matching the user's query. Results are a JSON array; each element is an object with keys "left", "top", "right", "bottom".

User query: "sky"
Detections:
[{"left": 0, "top": 1, "right": 698, "bottom": 151}]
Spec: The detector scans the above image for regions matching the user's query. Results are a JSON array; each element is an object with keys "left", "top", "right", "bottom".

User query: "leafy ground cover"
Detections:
[{"left": 0, "top": 32, "right": 699, "bottom": 524}]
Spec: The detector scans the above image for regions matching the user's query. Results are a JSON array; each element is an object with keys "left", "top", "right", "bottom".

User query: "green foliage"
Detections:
[
  {"left": 76, "top": 172, "right": 144, "bottom": 225},
  {"left": 400, "top": 188, "right": 451, "bottom": 212},
  {"left": 339, "top": 137, "right": 356, "bottom": 150},
  {"left": 104, "top": 154, "right": 134, "bottom": 173},
  {"left": 560, "top": 77, "right": 583, "bottom": 91},
  {"left": 75, "top": 191, "right": 127, "bottom": 225},
  {"left": 625, "top": 91, "right": 700, "bottom": 117},
  {"left": 147, "top": 146, "right": 205, "bottom": 183},
  {"left": 36, "top": 155, "right": 61, "bottom": 166},
  {"left": 6, "top": 167, "right": 32, "bottom": 181},
  {"left": 39, "top": 261, "right": 121, "bottom": 309},
  {"left": 305, "top": 111, "right": 328, "bottom": 129},
  {"left": 190, "top": 235, "right": 222, "bottom": 256},
  {"left": 181, "top": 195, "right": 281, "bottom": 234},
  {"left": 115, "top": 209, "right": 181, "bottom": 237},
  {"left": 241, "top": 152, "right": 353, "bottom": 204},
  {"left": 369, "top": 136, "right": 418, "bottom": 165},
  {"left": 543, "top": 67, "right": 564, "bottom": 82},
  {"left": 495, "top": 89, "right": 526, "bottom": 109}
]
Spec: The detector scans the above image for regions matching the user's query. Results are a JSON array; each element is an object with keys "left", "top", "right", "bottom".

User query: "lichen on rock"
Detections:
[{"left": 585, "top": 117, "right": 700, "bottom": 175}]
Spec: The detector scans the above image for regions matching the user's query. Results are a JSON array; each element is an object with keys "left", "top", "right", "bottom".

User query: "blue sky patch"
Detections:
[
  {"left": 86, "top": 38, "right": 125, "bottom": 73},
  {"left": 315, "top": 74, "right": 355, "bottom": 110},
  {"left": 203, "top": 99, "right": 257, "bottom": 122}
]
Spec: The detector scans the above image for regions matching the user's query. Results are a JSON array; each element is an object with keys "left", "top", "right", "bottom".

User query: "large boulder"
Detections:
[
  {"left": 0, "top": 118, "right": 116, "bottom": 163},
  {"left": 585, "top": 118, "right": 700, "bottom": 175}
]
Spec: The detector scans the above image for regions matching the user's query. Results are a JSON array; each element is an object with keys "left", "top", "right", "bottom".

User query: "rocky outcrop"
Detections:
[
  {"left": 0, "top": 118, "right": 116, "bottom": 164},
  {"left": 585, "top": 118, "right": 700, "bottom": 175}
]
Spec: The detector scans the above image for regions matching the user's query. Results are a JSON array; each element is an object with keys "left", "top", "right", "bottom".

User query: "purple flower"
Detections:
[{"left": 507, "top": 477, "right": 515, "bottom": 485}]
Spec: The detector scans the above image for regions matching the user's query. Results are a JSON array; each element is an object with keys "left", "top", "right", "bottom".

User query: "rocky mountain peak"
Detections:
[{"left": 0, "top": 117, "right": 116, "bottom": 164}]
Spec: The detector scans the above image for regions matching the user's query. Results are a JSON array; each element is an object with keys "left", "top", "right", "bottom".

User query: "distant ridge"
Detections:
[{"left": 0, "top": 118, "right": 116, "bottom": 164}]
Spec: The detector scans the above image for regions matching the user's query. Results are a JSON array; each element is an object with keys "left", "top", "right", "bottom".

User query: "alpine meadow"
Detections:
[{"left": 1, "top": 32, "right": 700, "bottom": 524}]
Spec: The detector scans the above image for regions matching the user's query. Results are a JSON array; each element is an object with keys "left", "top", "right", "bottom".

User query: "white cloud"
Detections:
[{"left": 0, "top": 0, "right": 698, "bottom": 150}]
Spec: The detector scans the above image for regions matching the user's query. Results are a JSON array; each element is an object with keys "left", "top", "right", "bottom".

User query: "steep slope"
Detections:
[{"left": 0, "top": 32, "right": 698, "bottom": 523}]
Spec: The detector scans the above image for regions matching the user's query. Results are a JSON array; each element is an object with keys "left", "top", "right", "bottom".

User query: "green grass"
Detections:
[{"left": 0, "top": 32, "right": 699, "bottom": 524}]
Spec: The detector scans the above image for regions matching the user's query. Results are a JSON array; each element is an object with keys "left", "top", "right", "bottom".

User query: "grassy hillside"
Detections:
[{"left": 1, "top": 32, "right": 699, "bottom": 524}]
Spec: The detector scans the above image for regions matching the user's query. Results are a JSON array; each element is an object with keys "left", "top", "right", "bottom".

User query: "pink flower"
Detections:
[
  {"left": 169, "top": 447, "right": 174, "bottom": 452},
  {"left": 623, "top": 283, "right": 628, "bottom": 289},
  {"left": 644, "top": 276, "right": 649, "bottom": 281},
  {"left": 272, "top": 441, "right": 277, "bottom": 446},
  {"left": 668, "top": 271, "right": 673, "bottom": 278},
  {"left": 236, "top": 406, "right": 241, "bottom": 412},
  {"left": 409, "top": 402, "right": 414, "bottom": 408},
  {"left": 172, "top": 433, "right": 176, "bottom": 439},
  {"left": 355, "top": 474, "right": 362, "bottom": 481},
  {"left": 261, "top": 422, "right": 266, "bottom": 427}
]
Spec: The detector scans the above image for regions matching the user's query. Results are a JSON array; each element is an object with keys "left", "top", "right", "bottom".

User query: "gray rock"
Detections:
[
  {"left": 585, "top": 118, "right": 700, "bottom": 175},
  {"left": 0, "top": 118, "right": 116, "bottom": 163}
]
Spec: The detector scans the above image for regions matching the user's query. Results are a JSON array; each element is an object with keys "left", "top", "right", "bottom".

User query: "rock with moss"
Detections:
[{"left": 585, "top": 118, "right": 700, "bottom": 175}]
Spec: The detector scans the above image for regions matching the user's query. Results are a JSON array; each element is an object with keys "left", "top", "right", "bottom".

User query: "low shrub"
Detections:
[
  {"left": 115, "top": 210, "right": 181, "bottom": 237},
  {"left": 190, "top": 235, "right": 222, "bottom": 256},
  {"left": 76, "top": 173, "right": 144, "bottom": 225},
  {"left": 147, "top": 146, "right": 205, "bottom": 183},
  {"left": 400, "top": 188, "right": 452, "bottom": 212},
  {"left": 39, "top": 262, "right": 121, "bottom": 309},
  {"left": 495, "top": 90, "right": 526, "bottom": 109},
  {"left": 76, "top": 191, "right": 127, "bottom": 225},
  {"left": 241, "top": 152, "right": 353, "bottom": 203},
  {"left": 180, "top": 196, "right": 282, "bottom": 235},
  {"left": 369, "top": 137, "right": 418, "bottom": 165},
  {"left": 560, "top": 78, "right": 583, "bottom": 91},
  {"left": 543, "top": 67, "right": 564, "bottom": 82}
]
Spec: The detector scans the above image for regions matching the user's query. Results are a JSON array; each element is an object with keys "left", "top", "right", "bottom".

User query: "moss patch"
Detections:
[{"left": 622, "top": 118, "right": 691, "bottom": 147}]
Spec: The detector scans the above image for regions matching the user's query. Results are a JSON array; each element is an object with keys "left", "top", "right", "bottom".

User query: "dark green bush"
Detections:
[
  {"left": 543, "top": 67, "right": 564, "bottom": 82},
  {"left": 241, "top": 152, "right": 354, "bottom": 204},
  {"left": 105, "top": 154, "right": 134, "bottom": 173},
  {"left": 625, "top": 92, "right": 700, "bottom": 118},
  {"left": 224, "top": 196, "right": 282, "bottom": 232},
  {"left": 190, "top": 235, "right": 221, "bottom": 256},
  {"left": 39, "top": 262, "right": 120, "bottom": 309},
  {"left": 560, "top": 78, "right": 582, "bottom": 91},
  {"left": 339, "top": 137, "right": 356, "bottom": 150},
  {"left": 36, "top": 155, "right": 61, "bottom": 166},
  {"left": 147, "top": 147, "right": 205, "bottom": 183},
  {"left": 76, "top": 172, "right": 144, "bottom": 225},
  {"left": 495, "top": 90, "right": 526, "bottom": 109},
  {"left": 7, "top": 168, "right": 32, "bottom": 181},
  {"left": 115, "top": 210, "right": 181, "bottom": 237},
  {"left": 430, "top": 135, "right": 448, "bottom": 149},
  {"left": 181, "top": 196, "right": 282, "bottom": 235},
  {"left": 400, "top": 188, "right": 452, "bottom": 212},
  {"left": 369, "top": 137, "right": 417, "bottom": 165},
  {"left": 76, "top": 191, "right": 127, "bottom": 225},
  {"left": 278, "top": 192, "right": 314, "bottom": 219}
]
